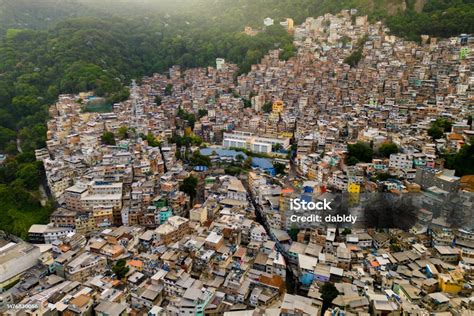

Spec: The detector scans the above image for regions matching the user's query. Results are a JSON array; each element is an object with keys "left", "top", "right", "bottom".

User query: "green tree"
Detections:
[
  {"left": 428, "top": 126, "right": 443, "bottom": 140},
  {"left": 341, "top": 228, "right": 352, "bottom": 235},
  {"left": 340, "top": 35, "right": 351, "bottom": 46},
  {"left": 438, "top": 119, "right": 453, "bottom": 131},
  {"left": 225, "top": 166, "right": 242, "bottom": 176},
  {"left": 15, "top": 162, "right": 41, "bottom": 190},
  {"left": 189, "top": 151, "right": 212, "bottom": 167},
  {"left": 155, "top": 95, "right": 162, "bottom": 106},
  {"left": 198, "top": 109, "right": 208, "bottom": 118},
  {"left": 274, "top": 162, "right": 286, "bottom": 175},
  {"left": 390, "top": 243, "right": 402, "bottom": 252},
  {"left": 428, "top": 118, "right": 452, "bottom": 140},
  {"left": 346, "top": 156, "right": 360, "bottom": 166},
  {"left": 344, "top": 48, "right": 363, "bottom": 67},
  {"left": 180, "top": 175, "right": 198, "bottom": 203},
  {"left": 142, "top": 133, "right": 161, "bottom": 147},
  {"left": 376, "top": 172, "right": 391, "bottom": 181},
  {"left": 118, "top": 126, "right": 129, "bottom": 139},
  {"left": 101, "top": 131, "right": 116, "bottom": 145},
  {"left": 165, "top": 84, "right": 173, "bottom": 96},
  {"left": 0, "top": 127, "right": 17, "bottom": 152},
  {"left": 262, "top": 102, "right": 272, "bottom": 113},
  {"left": 169, "top": 134, "right": 203, "bottom": 147},
  {"left": 289, "top": 227, "right": 299, "bottom": 241},
  {"left": 444, "top": 140, "right": 474, "bottom": 176},
  {"left": 243, "top": 157, "right": 253, "bottom": 169},
  {"left": 177, "top": 108, "right": 197, "bottom": 129},
  {"left": 0, "top": 183, "right": 53, "bottom": 239},
  {"left": 347, "top": 142, "right": 373, "bottom": 163},
  {"left": 242, "top": 98, "right": 252, "bottom": 108},
  {"left": 112, "top": 259, "right": 130, "bottom": 279},
  {"left": 272, "top": 143, "right": 282, "bottom": 152},
  {"left": 378, "top": 142, "right": 399, "bottom": 158},
  {"left": 321, "top": 282, "right": 339, "bottom": 314}
]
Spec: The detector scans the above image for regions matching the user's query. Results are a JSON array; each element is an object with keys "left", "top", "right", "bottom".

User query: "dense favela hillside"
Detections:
[
  {"left": 0, "top": 0, "right": 473, "bottom": 315},
  {"left": 0, "top": 1, "right": 472, "bottom": 237}
]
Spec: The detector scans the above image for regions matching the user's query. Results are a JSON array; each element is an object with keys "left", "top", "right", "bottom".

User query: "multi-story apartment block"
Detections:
[{"left": 223, "top": 130, "right": 290, "bottom": 153}]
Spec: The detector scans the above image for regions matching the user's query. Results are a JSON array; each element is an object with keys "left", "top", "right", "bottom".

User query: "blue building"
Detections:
[
  {"left": 159, "top": 207, "right": 173, "bottom": 224},
  {"left": 251, "top": 157, "right": 276, "bottom": 176}
]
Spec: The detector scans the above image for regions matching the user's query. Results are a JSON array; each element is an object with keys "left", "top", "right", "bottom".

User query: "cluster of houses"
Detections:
[{"left": 1, "top": 8, "right": 472, "bottom": 316}]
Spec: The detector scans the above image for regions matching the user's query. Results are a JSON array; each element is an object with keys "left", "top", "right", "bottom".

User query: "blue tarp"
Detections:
[{"left": 251, "top": 157, "right": 275, "bottom": 176}]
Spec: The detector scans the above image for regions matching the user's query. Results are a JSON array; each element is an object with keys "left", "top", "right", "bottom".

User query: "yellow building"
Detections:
[
  {"left": 279, "top": 132, "right": 293, "bottom": 138},
  {"left": 439, "top": 271, "right": 463, "bottom": 294},
  {"left": 307, "top": 168, "right": 316, "bottom": 180},
  {"left": 272, "top": 101, "right": 284, "bottom": 113},
  {"left": 348, "top": 183, "right": 361, "bottom": 206},
  {"left": 279, "top": 188, "right": 294, "bottom": 212},
  {"left": 75, "top": 216, "right": 96, "bottom": 235},
  {"left": 287, "top": 18, "right": 294, "bottom": 31},
  {"left": 93, "top": 206, "right": 113, "bottom": 227},
  {"left": 348, "top": 183, "right": 361, "bottom": 193}
]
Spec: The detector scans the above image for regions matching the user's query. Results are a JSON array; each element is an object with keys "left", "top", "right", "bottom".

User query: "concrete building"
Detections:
[
  {"left": 154, "top": 216, "right": 190, "bottom": 245},
  {"left": 216, "top": 58, "right": 225, "bottom": 71},
  {"left": 28, "top": 224, "right": 75, "bottom": 244},
  {"left": 223, "top": 130, "right": 290, "bottom": 153},
  {"left": 389, "top": 153, "right": 413, "bottom": 171},
  {"left": 0, "top": 240, "right": 40, "bottom": 289},
  {"left": 263, "top": 17, "right": 274, "bottom": 26},
  {"left": 65, "top": 252, "right": 107, "bottom": 282}
]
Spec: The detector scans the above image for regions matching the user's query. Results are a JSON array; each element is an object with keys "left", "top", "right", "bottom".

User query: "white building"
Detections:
[
  {"left": 226, "top": 177, "right": 247, "bottom": 202},
  {"left": 250, "top": 225, "right": 267, "bottom": 242},
  {"left": 80, "top": 180, "right": 123, "bottom": 211},
  {"left": 216, "top": 58, "right": 225, "bottom": 70},
  {"left": 389, "top": 153, "right": 413, "bottom": 170},
  {"left": 28, "top": 224, "right": 75, "bottom": 244},
  {"left": 263, "top": 17, "right": 274, "bottom": 26},
  {"left": 223, "top": 130, "right": 290, "bottom": 153}
]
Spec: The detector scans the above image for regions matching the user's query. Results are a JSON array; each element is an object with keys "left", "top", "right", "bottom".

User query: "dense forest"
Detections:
[{"left": 0, "top": 0, "right": 473, "bottom": 238}]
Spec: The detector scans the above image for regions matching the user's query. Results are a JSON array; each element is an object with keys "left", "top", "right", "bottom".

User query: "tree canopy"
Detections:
[
  {"left": 112, "top": 259, "right": 130, "bottom": 279},
  {"left": 189, "top": 151, "right": 212, "bottom": 167},
  {"left": 101, "top": 131, "right": 116, "bottom": 145},
  {"left": 444, "top": 140, "right": 474, "bottom": 176},
  {"left": 180, "top": 175, "right": 199, "bottom": 205},
  {"left": 428, "top": 118, "right": 452, "bottom": 140},
  {"left": 347, "top": 142, "right": 373, "bottom": 164},
  {"left": 321, "top": 282, "right": 339, "bottom": 314},
  {"left": 378, "top": 142, "right": 399, "bottom": 158}
]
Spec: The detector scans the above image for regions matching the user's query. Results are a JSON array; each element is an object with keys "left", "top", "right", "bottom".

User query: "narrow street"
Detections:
[{"left": 243, "top": 178, "right": 298, "bottom": 295}]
